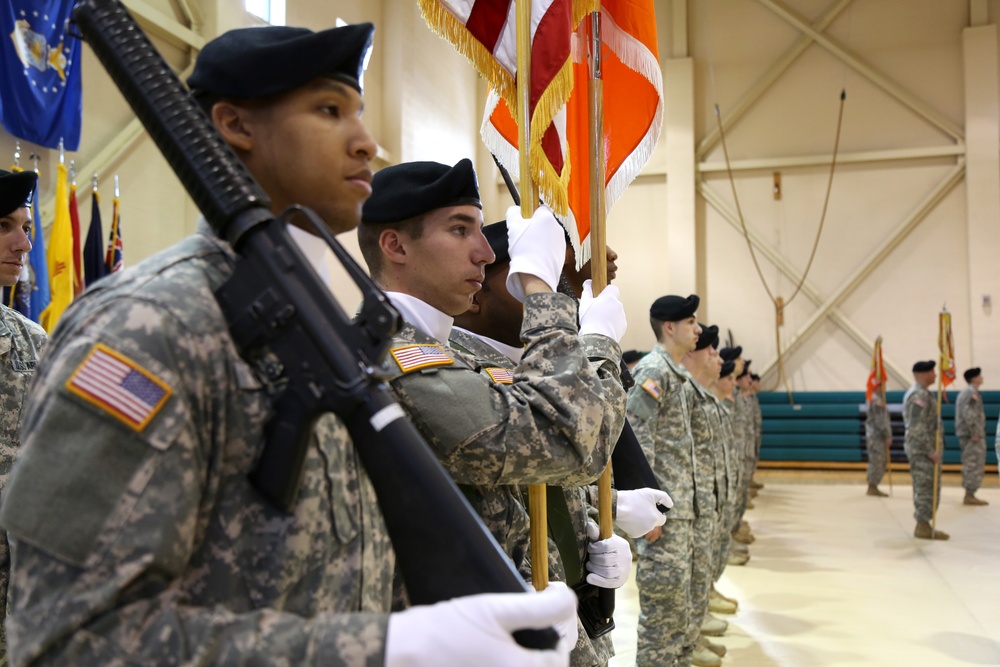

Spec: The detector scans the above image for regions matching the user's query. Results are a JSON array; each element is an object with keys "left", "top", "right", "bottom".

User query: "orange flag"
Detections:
[
  {"left": 419, "top": 0, "right": 591, "bottom": 215},
  {"left": 939, "top": 309, "right": 956, "bottom": 388},
  {"left": 865, "top": 336, "right": 886, "bottom": 403},
  {"left": 482, "top": 0, "right": 663, "bottom": 263}
]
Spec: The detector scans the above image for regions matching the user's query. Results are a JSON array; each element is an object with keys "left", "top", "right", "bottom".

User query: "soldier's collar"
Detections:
[
  {"left": 385, "top": 291, "right": 454, "bottom": 345},
  {"left": 452, "top": 327, "right": 524, "bottom": 364}
]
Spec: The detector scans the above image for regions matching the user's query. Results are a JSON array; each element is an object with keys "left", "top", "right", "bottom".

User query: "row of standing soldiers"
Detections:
[{"left": 623, "top": 308, "right": 763, "bottom": 667}]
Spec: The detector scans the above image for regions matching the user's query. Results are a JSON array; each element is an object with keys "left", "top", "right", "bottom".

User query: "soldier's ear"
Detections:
[
  {"left": 212, "top": 101, "right": 254, "bottom": 152},
  {"left": 379, "top": 228, "right": 408, "bottom": 266}
]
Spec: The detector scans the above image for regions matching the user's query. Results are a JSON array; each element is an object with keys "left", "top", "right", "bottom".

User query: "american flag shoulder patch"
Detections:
[
  {"left": 641, "top": 378, "right": 663, "bottom": 399},
  {"left": 66, "top": 343, "right": 173, "bottom": 431},
  {"left": 390, "top": 344, "right": 454, "bottom": 373},
  {"left": 484, "top": 367, "right": 514, "bottom": 384}
]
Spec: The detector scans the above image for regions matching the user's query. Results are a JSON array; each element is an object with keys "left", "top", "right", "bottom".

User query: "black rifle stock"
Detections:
[{"left": 71, "top": 0, "right": 556, "bottom": 650}]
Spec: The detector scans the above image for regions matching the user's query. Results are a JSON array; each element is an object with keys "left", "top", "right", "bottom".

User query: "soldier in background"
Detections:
[
  {"left": 627, "top": 294, "right": 702, "bottom": 667},
  {"left": 0, "top": 169, "right": 47, "bottom": 664},
  {"left": 955, "top": 367, "right": 988, "bottom": 506},
  {"left": 903, "top": 360, "right": 949, "bottom": 540},
  {"left": 0, "top": 26, "right": 578, "bottom": 666},
  {"left": 865, "top": 389, "right": 892, "bottom": 497},
  {"left": 748, "top": 373, "right": 764, "bottom": 493}
]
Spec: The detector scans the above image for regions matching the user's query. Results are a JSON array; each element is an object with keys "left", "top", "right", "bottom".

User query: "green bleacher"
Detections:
[{"left": 758, "top": 390, "right": 1000, "bottom": 466}]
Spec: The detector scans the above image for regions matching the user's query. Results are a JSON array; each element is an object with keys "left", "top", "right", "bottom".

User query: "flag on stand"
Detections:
[
  {"left": 106, "top": 191, "right": 124, "bottom": 273},
  {"left": 480, "top": 0, "right": 663, "bottom": 263},
  {"left": 68, "top": 175, "right": 83, "bottom": 295},
  {"left": 865, "top": 335, "right": 886, "bottom": 403},
  {"left": 0, "top": 1, "right": 84, "bottom": 150},
  {"left": 40, "top": 161, "right": 74, "bottom": 333},
  {"left": 83, "top": 188, "right": 108, "bottom": 286},
  {"left": 419, "top": 0, "right": 593, "bottom": 216},
  {"left": 938, "top": 309, "right": 956, "bottom": 389}
]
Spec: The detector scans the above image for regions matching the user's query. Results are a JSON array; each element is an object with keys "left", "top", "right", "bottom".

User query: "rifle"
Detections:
[{"left": 71, "top": 0, "right": 556, "bottom": 650}]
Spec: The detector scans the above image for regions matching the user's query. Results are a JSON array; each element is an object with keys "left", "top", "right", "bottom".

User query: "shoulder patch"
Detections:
[
  {"left": 66, "top": 343, "right": 173, "bottom": 432},
  {"left": 915, "top": 398, "right": 926, "bottom": 408},
  {"left": 972, "top": 394, "right": 980, "bottom": 402},
  {"left": 390, "top": 344, "right": 454, "bottom": 373},
  {"left": 484, "top": 367, "right": 514, "bottom": 384},
  {"left": 641, "top": 377, "right": 662, "bottom": 399}
]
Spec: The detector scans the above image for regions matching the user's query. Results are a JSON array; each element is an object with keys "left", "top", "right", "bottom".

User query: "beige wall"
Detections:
[{"left": 5, "top": 0, "right": 999, "bottom": 392}]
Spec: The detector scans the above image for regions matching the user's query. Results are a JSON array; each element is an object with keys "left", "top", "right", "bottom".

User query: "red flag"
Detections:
[
  {"left": 865, "top": 336, "right": 886, "bottom": 403},
  {"left": 419, "top": 0, "right": 592, "bottom": 215},
  {"left": 939, "top": 310, "right": 956, "bottom": 388},
  {"left": 106, "top": 193, "right": 124, "bottom": 273},
  {"left": 69, "top": 180, "right": 84, "bottom": 296},
  {"left": 482, "top": 0, "right": 663, "bottom": 263}
]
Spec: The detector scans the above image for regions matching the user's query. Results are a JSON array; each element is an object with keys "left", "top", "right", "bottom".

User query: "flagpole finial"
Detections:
[
  {"left": 92, "top": 172, "right": 99, "bottom": 192},
  {"left": 59, "top": 138, "right": 65, "bottom": 165},
  {"left": 114, "top": 174, "right": 120, "bottom": 198},
  {"left": 13, "top": 142, "right": 20, "bottom": 168},
  {"left": 29, "top": 152, "right": 40, "bottom": 174},
  {"left": 69, "top": 160, "right": 77, "bottom": 185}
]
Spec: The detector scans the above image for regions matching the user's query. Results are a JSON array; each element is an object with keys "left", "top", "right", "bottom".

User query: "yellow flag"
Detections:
[{"left": 40, "top": 162, "right": 75, "bottom": 333}]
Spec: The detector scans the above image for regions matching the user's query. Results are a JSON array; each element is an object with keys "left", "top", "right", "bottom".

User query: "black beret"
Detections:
[
  {"left": 738, "top": 359, "right": 752, "bottom": 379},
  {"left": 188, "top": 23, "right": 374, "bottom": 99},
  {"left": 362, "top": 159, "right": 481, "bottom": 225},
  {"left": 695, "top": 324, "right": 718, "bottom": 351},
  {"left": 719, "top": 346, "right": 742, "bottom": 362},
  {"left": 0, "top": 169, "right": 37, "bottom": 218},
  {"left": 912, "top": 360, "right": 936, "bottom": 373},
  {"left": 750, "top": 373, "right": 760, "bottom": 381},
  {"left": 650, "top": 294, "right": 699, "bottom": 322},
  {"left": 622, "top": 349, "right": 647, "bottom": 365},
  {"left": 483, "top": 220, "right": 509, "bottom": 265},
  {"left": 964, "top": 367, "right": 981, "bottom": 382},
  {"left": 719, "top": 360, "right": 735, "bottom": 378}
]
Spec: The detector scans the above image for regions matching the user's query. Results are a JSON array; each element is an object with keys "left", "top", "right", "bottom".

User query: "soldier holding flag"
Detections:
[{"left": 903, "top": 360, "right": 948, "bottom": 540}]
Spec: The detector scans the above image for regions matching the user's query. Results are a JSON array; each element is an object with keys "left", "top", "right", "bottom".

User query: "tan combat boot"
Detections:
[
  {"left": 914, "top": 522, "right": 950, "bottom": 540},
  {"left": 692, "top": 644, "right": 722, "bottom": 667},
  {"left": 867, "top": 484, "right": 888, "bottom": 497},
  {"left": 700, "top": 633, "right": 727, "bottom": 658},
  {"left": 963, "top": 494, "right": 989, "bottom": 506},
  {"left": 701, "top": 613, "right": 729, "bottom": 636},
  {"left": 709, "top": 587, "right": 738, "bottom": 614}
]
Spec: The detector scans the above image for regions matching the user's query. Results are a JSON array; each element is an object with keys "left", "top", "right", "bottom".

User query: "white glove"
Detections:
[
  {"left": 615, "top": 488, "right": 672, "bottom": 538},
  {"left": 385, "top": 582, "right": 577, "bottom": 667},
  {"left": 577, "top": 280, "right": 627, "bottom": 343},
  {"left": 505, "top": 205, "right": 567, "bottom": 302},
  {"left": 584, "top": 521, "right": 632, "bottom": 589}
]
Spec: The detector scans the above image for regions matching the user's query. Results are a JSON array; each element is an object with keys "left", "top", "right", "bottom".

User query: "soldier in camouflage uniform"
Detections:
[
  {"left": 627, "top": 294, "right": 702, "bottom": 667},
  {"left": 680, "top": 325, "right": 725, "bottom": 667},
  {"left": 956, "top": 367, "right": 988, "bottom": 506},
  {"left": 709, "top": 361, "right": 742, "bottom": 601},
  {"left": 0, "top": 26, "right": 577, "bottom": 667},
  {"left": 865, "top": 391, "right": 892, "bottom": 497},
  {"left": 449, "top": 220, "right": 671, "bottom": 667},
  {"left": 903, "top": 360, "right": 949, "bottom": 540},
  {"left": 0, "top": 169, "right": 47, "bottom": 665}
]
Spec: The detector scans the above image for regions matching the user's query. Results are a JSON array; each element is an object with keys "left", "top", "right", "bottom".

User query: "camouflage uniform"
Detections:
[
  {"left": 903, "top": 383, "right": 941, "bottom": 523},
  {"left": 0, "top": 304, "right": 46, "bottom": 664},
  {"left": 865, "top": 393, "right": 892, "bottom": 486},
  {"left": 955, "top": 384, "right": 986, "bottom": 495},
  {"left": 0, "top": 229, "right": 395, "bottom": 666},
  {"left": 627, "top": 346, "right": 696, "bottom": 667},
  {"left": 710, "top": 397, "right": 736, "bottom": 581},
  {"left": 435, "top": 310, "right": 624, "bottom": 667},
  {"left": 732, "top": 392, "right": 755, "bottom": 521},
  {"left": 679, "top": 371, "right": 719, "bottom": 651},
  {"left": 750, "top": 390, "right": 763, "bottom": 465}
]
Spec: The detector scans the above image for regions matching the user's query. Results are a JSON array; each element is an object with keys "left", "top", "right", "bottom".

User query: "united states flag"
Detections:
[
  {"left": 390, "top": 344, "right": 454, "bottom": 373},
  {"left": 485, "top": 367, "right": 514, "bottom": 384},
  {"left": 68, "top": 345, "right": 171, "bottom": 430}
]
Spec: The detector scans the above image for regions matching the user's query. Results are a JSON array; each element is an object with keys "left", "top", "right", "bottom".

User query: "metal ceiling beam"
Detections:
[
  {"left": 697, "top": 0, "right": 855, "bottom": 160},
  {"left": 698, "top": 144, "right": 965, "bottom": 173},
  {"left": 697, "top": 179, "right": 909, "bottom": 386},
  {"left": 754, "top": 161, "right": 967, "bottom": 378},
  {"left": 122, "top": 0, "right": 205, "bottom": 51},
  {"left": 755, "top": 0, "right": 965, "bottom": 142}
]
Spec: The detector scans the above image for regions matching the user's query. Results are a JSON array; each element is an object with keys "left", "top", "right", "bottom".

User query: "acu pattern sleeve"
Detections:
[
  {"left": 904, "top": 389, "right": 936, "bottom": 456},
  {"left": 388, "top": 292, "right": 612, "bottom": 486}
]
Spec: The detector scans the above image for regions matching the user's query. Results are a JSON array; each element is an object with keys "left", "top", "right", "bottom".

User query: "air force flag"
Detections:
[{"left": 0, "top": 1, "right": 82, "bottom": 150}]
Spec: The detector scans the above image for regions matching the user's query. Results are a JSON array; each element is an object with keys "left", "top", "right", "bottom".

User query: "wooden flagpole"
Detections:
[
  {"left": 516, "top": 0, "right": 548, "bottom": 592},
  {"left": 931, "top": 308, "right": 947, "bottom": 531}
]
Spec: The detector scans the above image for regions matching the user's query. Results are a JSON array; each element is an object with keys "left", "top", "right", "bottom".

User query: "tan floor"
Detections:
[{"left": 608, "top": 471, "right": 1000, "bottom": 666}]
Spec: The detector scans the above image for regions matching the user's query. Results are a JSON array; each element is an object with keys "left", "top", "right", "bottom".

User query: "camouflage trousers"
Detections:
[
  {"left": 636, "top": 518, "right": 695, "bottom": 667},
  {"left": 905, "top": 449, "right": 941, "bottom": 524},
  {"left": 865, "top": 434, "right": 888, "bottom": 486},
  {"left": 959, "top": 435, "right": 986, "bottom": 494},
  {"left": 686, "top": 513, "right": 718, "bottom": 649}
]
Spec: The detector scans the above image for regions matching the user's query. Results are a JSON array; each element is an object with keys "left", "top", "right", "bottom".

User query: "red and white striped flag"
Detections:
[
  {"left": 482, "top": 0, "right": 663, "bottom": 264},
  {"left": 419, "top": 0, "right": 592, "bottom": 215}
]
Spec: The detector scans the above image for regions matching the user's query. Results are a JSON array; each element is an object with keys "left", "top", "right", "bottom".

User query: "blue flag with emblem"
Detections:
[{"left": 0, "top": 1, "right": 83, "bottom": 150}]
